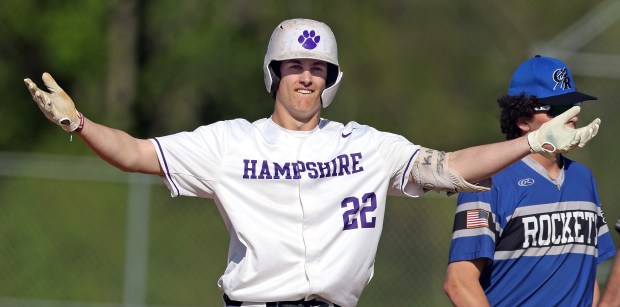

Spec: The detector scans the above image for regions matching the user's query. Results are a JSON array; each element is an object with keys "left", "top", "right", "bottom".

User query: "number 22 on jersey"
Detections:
[{"left": 341, "top": 192, "right": 377, "bottom": 230}]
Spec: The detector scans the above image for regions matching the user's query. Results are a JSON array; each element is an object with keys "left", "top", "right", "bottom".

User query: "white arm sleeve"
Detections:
[{"left": 412, "top": 147, "right": 491, "bottom": 193}]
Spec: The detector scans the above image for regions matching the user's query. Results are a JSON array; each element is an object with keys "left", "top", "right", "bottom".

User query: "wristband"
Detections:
[
  {"left": 69, "top": 112, "right": 84, "bottom": 142},
  {"left": 74, "top": 112, "right": 85, "bottom": 133}
]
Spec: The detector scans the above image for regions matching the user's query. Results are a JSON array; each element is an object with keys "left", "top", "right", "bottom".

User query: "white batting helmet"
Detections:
[{"left": 263, "top": 18, "right": 343, "bottom": 108}]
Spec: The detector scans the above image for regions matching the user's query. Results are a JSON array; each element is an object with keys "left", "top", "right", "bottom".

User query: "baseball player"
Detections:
[
  {"left": 599, "top": 219, "right": 620, "bottom": 307},
  {"left": 24, "top": 19, "right": 601, "bottom": 307},
  {"left": 444, "top": 56, "right": 615, "bottom": 306}
]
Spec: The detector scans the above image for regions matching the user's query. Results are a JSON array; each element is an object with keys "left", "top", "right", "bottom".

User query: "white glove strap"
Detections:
[{"left": 527, "top": 131, "right": 556, "bottom": 161}]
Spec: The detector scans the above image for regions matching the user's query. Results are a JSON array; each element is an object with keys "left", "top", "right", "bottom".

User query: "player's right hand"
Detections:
[
  {"left": 527, "top": 106, "right": 601, "bottom": 161},
  {"left": 24, "top": 72, "right": 82, "bottom": 132}
]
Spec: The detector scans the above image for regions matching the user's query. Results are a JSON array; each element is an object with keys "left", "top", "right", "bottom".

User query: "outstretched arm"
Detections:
[
  {"left": 24, "top": 73, "right": 162, "bottom": 175},
  {"left": 450, "top": 105, "right": 599, "bottom": 184},
  {"left": 411, "top": 106, "right": 600, "bottom": 194},
  {"left": 77, "top": 118, "right": 162, "bottom": 175},
  {"left": 448, "top": 136, "right": 529, "bottom": 185}
]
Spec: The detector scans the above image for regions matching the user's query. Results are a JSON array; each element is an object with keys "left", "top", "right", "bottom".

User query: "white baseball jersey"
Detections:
[{"left": 150, "top": 117, "right": 424, "bottom": 307}]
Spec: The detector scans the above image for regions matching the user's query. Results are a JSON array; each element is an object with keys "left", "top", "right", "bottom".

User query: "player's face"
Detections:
[{"left": 272, "top": 59, "right": 328, "bottom": 130}]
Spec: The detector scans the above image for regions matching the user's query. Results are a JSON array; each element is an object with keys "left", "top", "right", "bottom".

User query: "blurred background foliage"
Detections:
[{"left": 1, "top": 0, "right": 619, "bottom": 306}]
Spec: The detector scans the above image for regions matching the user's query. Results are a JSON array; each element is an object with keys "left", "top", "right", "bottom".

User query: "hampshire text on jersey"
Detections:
[{"left": 242, "top": 152, "right": 364, "bottom": 179}]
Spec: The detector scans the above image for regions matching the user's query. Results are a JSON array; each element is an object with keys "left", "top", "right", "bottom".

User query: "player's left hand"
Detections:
[
  {"left": 24, "top": 72, "right": 82, "bottom": 132},
  {"left": 527, "top": 106, "right": 601, "bottom": 161}
]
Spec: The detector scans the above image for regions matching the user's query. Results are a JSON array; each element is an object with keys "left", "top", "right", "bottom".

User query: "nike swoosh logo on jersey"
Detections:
[{"left": 342, "top": 128, "right": 356, "bottom": 138}]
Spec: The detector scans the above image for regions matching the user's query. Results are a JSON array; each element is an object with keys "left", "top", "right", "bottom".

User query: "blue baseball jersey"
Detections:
[{"left": 448, "top": 156, "right": 615, "bottom": 306}]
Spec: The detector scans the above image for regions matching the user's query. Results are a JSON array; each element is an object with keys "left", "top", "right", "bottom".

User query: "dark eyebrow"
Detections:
[{"left": 283, "top": 59, "right": 327, "bottom": 66}]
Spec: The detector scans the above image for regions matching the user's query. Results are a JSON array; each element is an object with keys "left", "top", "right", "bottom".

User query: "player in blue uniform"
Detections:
[{"left": 444, "top": 55, "right": 616, "bottom": 306}]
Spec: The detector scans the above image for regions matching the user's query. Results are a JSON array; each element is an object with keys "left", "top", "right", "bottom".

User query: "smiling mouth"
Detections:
[{"left": 296, "top": 89, "right": 312, "bottom": 94}]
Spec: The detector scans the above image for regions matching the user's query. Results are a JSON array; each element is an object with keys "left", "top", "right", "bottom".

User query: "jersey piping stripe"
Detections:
[
  {"left": 452, "top": 227, "right": 496, "bottom": 241},
  {"left": 152, "top": 138, "right": 180, "bottom": 196},
  {"left": 510, "top": 201, "right": 598, "bottom": 216},
  {"left": 455, "top": 201, "right": 492, "bottom": 213},
  {"left": 494, "top": 244, "right": 598, "bottom": 260},
  {"left": 401, "top": 148, "right": 419, "bottom": 193}
]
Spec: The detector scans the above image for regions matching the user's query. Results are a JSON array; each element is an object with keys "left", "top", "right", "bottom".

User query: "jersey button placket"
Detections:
[{"left": 297, "top": 138, "right": 323, "bottom": 295}]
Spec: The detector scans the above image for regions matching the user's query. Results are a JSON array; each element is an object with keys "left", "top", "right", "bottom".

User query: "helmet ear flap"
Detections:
[
  {"left": 326, "top": 63, "right": 338, "bottom": 88},
  {"left": 268, "top": 61, "right": 281, "bottom": 98},
  {"left": 321, "top": 70, "right": 343, "bottom": 108}
]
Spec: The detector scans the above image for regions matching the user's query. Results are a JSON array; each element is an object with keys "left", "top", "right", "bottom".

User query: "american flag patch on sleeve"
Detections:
[{"left": 466, "top": 209, "right": 489, "bottom": 229}]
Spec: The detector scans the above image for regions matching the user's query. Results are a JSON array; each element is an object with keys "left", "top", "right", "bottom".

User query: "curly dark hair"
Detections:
[{"left": 497, "top": 94, "right": 544, "bottom": 140}]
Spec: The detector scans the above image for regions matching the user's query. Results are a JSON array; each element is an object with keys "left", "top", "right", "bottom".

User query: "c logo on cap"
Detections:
[{"left": 553, "top": 67, "right": 572, "bottom": 91}]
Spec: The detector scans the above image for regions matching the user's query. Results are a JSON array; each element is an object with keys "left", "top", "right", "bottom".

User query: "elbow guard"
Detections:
[{"left": 412, "top": 147, "right": 491, "bottom": 193}]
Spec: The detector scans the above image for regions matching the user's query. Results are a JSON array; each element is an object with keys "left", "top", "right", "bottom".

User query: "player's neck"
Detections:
[
  {"left": 271, "top": 105, "right": 321, "bottom": 131},
  {"left": 528, "top": 153, "right": 563, "bottom": 178}
]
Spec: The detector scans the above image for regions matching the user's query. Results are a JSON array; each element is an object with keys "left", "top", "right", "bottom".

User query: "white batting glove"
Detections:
[
  {"left": 24, "top": 72, "right": 83, "bottom": 133},
  {"left": 527, "top": 106, "right": 601, "bottom": 161}
]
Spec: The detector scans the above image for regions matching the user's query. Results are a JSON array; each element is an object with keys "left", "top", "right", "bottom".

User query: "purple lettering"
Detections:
[
  {"left": 330, "top": 157, "right": 338, "bottom": 177},
  {"left": 243, "top": 159, "right": 257, "bottom": 179},
  {"left": 273, "top": 162, "right": 292, "bottom": 179},
  {"left": 306, "top": 162, "right": 318, "bottom": 178},
  {"left": 317, "top": 161, "right": 331, "bottom": 178},
  {"left": 351, "top": 153, "right": 363, "bottom": 173},
  {"left": 242, "top": 153, "right": 365, "bottom": 180},
  {"left": 292, "top": 161, "right": 306, "bottom": 179},
  {"left": 337, "top": 154, "right": 351, "bottom": 176},
  {"left": 258, "top": 160, "right": 273, "bottom": 179}
]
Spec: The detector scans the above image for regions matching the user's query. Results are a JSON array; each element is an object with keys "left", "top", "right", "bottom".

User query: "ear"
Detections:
[{"left": 516, "top": 116, "right": 531, "bottom": 134}]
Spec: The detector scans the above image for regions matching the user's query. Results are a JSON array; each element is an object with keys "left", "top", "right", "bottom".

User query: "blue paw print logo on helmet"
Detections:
[{"left": 298, "top": 30, "right": 321, "bottom": 49}]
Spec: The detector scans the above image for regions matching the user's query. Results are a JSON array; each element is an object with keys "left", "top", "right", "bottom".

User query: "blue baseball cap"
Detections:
[{"left": 508, "top": 55, "right": 597, "bottom": 105}]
